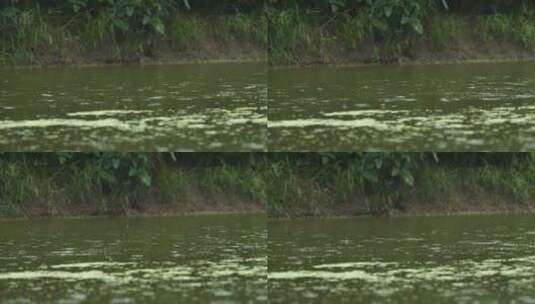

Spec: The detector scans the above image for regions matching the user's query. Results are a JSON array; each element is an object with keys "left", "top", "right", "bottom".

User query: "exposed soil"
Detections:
[
  {"left": 275, "top": 187, "right": 535, "bottom": 219},
  {"left": 15, "top": 183, "right": 265, "bottom": 219}
]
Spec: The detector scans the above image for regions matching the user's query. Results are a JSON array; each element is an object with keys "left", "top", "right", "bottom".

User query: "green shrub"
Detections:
[
  {"left": 158, "top": 168, "right": 188, "bottom": 203},
  {"left": 223, "top": 13, "right": 254, "bottom": 39},
  {"left": 168, "top": 17, "right": 203, "bottom": 51},
  {"left": 0, "top": 160, "right": 33, "bottom": 216},
  {"left": 475, "top": 13, "right": 513, "bottom": 43},
  {"left": 475, "top": 164, "right": 531, "bottom": 203},
  {"left": 262, "top": 157, "right": 304, "bottom": 217},
  {"left": 341, "top": 13, "right": 370, "bottom": 49},
  {"left": 517, "top": 19, "right": 535, "bottom": 50},
  {"left": 200, "top": 162, "right": 266, "bottom": 204},
  {"left": 0, "top": 5, "right": 49, "bottom": 64},
  {"left": 416, "top": 165, "right": 454, "bottom": 203},
  {"left": 267, "top": 8, "right": 303, "bottom": 64},
  {"left": 428, "top": 14, "right": 465, "bottom": 49}
]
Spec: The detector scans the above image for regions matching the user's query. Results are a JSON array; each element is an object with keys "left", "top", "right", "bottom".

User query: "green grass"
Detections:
[
  {"left": 517, "top": 18, "right": 535, "bottom": 50},
  {"left": 261, "top": 156, "right": 307, "bottom": 217},
  {"left": 0, "top": 153, "right": 267, "bottom": 218},
  {"left": 266, "top": 7, "right": 535, "bottom": 65},
  {"left": 157, "top": 166, "right": 189, "bottom": 203},
  {"left": 168, "top": 16, "right": 204, "bottom": 51},
  {"left": 469, "top": 164, "right": 532, "bottom": 204},
  {"left": 0, "top": 6, "right": 267, "bottom": 65},
  {"left": 199, "top": 160, "right": 267, "bottom": 205},
  {"left": 341, "top": 13, "right": 370, "bottom": 49},
  {"left": 474, "top": 13, "right": 513, "bottom": 44},
  {"left": 0, "top": 159, "right": 33, "bottom": 216},
  {"left": 261, "top": 154, "right": 535, "bottom": 217},
  {"left": 428, "top": 14, "right": 466, "bottom": 49},
  {"left": 267, "top": 8, "right": 304, "bottom": 64},
  {"left": 2, "top": 153, "right": 535, "bottom": 219},
  {"left": 0, "top": 5, "right": 50, "bottom": 64},
  {"left": 414, "top": 165, "right": 456, "bottom": 204},
  {"left": 5, "top": 4, "right": 535, "bottom": 66}
]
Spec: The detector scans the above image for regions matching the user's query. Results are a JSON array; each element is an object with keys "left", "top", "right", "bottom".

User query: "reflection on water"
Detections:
[
  {"left": 269, "top": 215, "right": 535, "bottom": 303},
  {"left": 0, "top": 215, "right": 266, "bottom": 303},
  {"left": 269, "top": 62, "right": 535, "bottom": 151},
  {"left": 0, "top": 63, "right": 267, "bottom": 151}
]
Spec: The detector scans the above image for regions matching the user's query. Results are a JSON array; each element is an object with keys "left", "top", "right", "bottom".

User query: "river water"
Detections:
[
  {"left": 269, "top": 215, "right": 535, "bottom": 303},
  {"left": 269, "top": 62, "right": 535, "bottom": 151},
  {"left": 0, "top": 63, "right": 267, "bottom": 151},
  {"left": 0, "top": 215, "right": 266, "bottom": 303},
  {"left": 2, "top": 213, "right": 535, "bottom": 303},
  {"left": 6, "top": 61, "right": 535, "bottom": 151}
]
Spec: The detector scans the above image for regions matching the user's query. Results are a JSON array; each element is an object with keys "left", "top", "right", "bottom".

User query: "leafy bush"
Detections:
[
  {"left": 517, "top": 18, "right": 535, "bottom": 50},
  {"left": 475, "top": 13, "right": 513, "bottom": 43},
  {"left": 168, "top": 17, "right": 203, "bottom": 51},
  {"left": 0, "top": 5, "right": 50, "bottom": 63},
  {"left": 428, "top": 14, "right": 464, "bottom": 48},
  {"left": 0, "top": 0, "right": 266, "bottom": 64},
  {"left": 341, "top": 12, "right": 370, "bottom": 48},
  {"left": 0, "top": 159, "right": 33, "bottom": 216}
]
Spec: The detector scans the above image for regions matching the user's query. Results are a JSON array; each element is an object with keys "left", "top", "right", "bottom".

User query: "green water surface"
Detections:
[
  {"left": 0, "top": 215, "right": 267, "bottom": 303},
  {"left": 269, "top": 61, "right": 535, "bottom": 151},
  {"left": 269, "top": 214, "right": 535, "bottom": 303},
  {"left": 0, "top": 63, "right": 267, "bottom": 151}
]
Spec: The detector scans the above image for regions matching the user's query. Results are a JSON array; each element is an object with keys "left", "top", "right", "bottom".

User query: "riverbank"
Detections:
[
  {"left": 0, "top": 3, "right": 266, "bottom": 66},
  {"left": 0, "top": 153, "right": 266, "bottom": 218},
  {"left": 3, "top": 58, "right": 266, "bottom": 70},
  {"left": 266, "top": 153, "right": 535, "bottom": 218},
  {"left": 268, "top": 6, "right": 535, "bottom": 65},
  {"left": 4, "top": 153, "right": 535, "bottom": 220}
]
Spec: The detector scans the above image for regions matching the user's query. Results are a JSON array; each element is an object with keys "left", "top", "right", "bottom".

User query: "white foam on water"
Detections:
[
  {"left": 268, "top": 270, "right": 385, "bottom": 282},
  {"left": 0, "top": 119, "right": 142, "bottom": 132},
  {"left": 270, "top": 255, "right": 535, "bottom": 284},
  {"left": 49, "top": 262, "right": 136, "bottom": 269},
  {"left": 323, "top": 110, "right": 409, "bottom": 117},
  {"left": 313, "top": 261, "right": 399, "bottom": 269},
  {"left": 0, "top": 270, "right": 118, "bottom": 283},
  {"left": 268, "top": 118, "right": 391, "bottom": 129},
  {"left": 67, "top": 110, "right": 153, "bottom": 117}
]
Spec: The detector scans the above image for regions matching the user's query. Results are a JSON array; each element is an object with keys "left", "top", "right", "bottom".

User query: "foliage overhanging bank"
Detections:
[
  {"left": 266, "top": 152, "right": 535, "bottom": 217},
  {"left": 267, "top": 0, "right": 535, "bottom": 65},
  {"left": 0, "top": 0, "right": 267, "bottom": 65},
  {"left": 0, "top": 153, "right": 267, "bottom": 217},
  {"left": 2, "top": 153, "right": 535, "bottom": 218}
]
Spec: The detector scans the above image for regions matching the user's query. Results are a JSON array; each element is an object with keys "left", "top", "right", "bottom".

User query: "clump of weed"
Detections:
[
  {"left": 475, "top": 13, "right": 513, "bottom": 43},
  {"left": 428, "top": 14, "right": 466, "bottom": 49},
  {"left": 200, "top": 162, "right": 266, "bottom": 205},
  {"left": 517, "top": 19, "right": 535, "bottom": 50},
  {"left": 415, "top": 165, "right": 455, "bottom": 203},
  {"left": 0, "top": 160, "right": 33, "bottom": 216},
  {"left": 158, "top": 167, "right": 188, "bottom": 203},
  {"left": 341, "top": 13, "right": 369, "bottom": 49},
  {"left": 168, "top": 17, "right": 203, "bottom": 51}
]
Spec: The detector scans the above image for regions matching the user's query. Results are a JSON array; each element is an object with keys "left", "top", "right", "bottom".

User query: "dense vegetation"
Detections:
[
  {"left": 4, "top": 1, "right": 535, "bottom": 65},
  {"left": 2, "top": 153, "right": 535, "bottom": 218},
  {"left": 268, "top": 0, "right": 535, "bottom": 64},
  {"left": 0, "top": 0, "right": 267, "bottom": 65},
  {"left": 266, "top": 153, "right": 535, "bottom": 217},
  {"left": 0, "top": 153, "right": 267, "bottom": 217}
]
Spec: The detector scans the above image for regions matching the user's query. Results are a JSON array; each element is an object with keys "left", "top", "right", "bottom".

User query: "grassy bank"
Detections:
[
  {"left": 268, "top": 1, "right": 535, "bottom": 65},
  {"left": 0, "top": 2, "right": 266, "bottom": 65},
  {"left": 265, "top": 153, "right": 535, "bottom": 218},
  {"left": 6, "top": 1, "right": 535, "bottom": 66},
  {"left": 0, "top": 153, "right": 266, "bottom": 218},
  {"left": 3, "top": 153, "right": 535, "bottom": 219}
]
